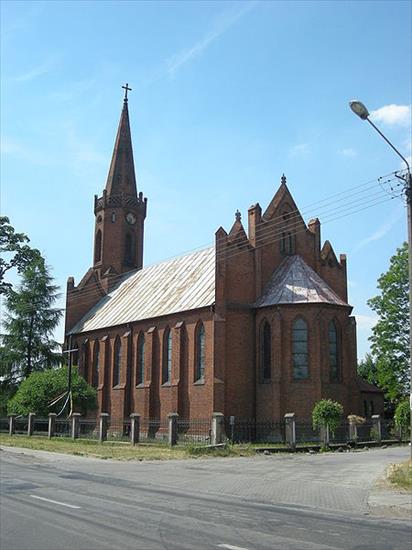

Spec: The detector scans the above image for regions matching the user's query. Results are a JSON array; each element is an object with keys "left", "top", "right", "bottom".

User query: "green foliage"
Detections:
[
  {"left": 357, "top": 353, "right": 378, "bottom": 386},
  {"left": 2, "top": 257, "right": 63, "bottom": 381},
  {"left": 368, "top": 242, "right": 409, "bottom": 405},
  {"left": 0, "top": 216, "right": 41, "bottom": 295},
  {"left": 394, "top": 399, "right": 411, "bottom": 432},
  {"left": 312, "top": 399, "right": 344, "bottom": 433},
  {"left": 7, "top": 366, "right": 97, "bottom": 417}
]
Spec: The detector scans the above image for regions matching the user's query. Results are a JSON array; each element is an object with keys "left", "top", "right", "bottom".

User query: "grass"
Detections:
[
  {"left": 386, "top": 460, "right": 412, "bottom": 491},
  {"left": 0, "top": 434, "right": 255, "bottom": 461}
]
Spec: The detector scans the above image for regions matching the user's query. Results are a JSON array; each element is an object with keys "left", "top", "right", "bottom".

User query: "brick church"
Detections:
[{"left": 65, "top": 91, "right": 382, "bottom": 422}]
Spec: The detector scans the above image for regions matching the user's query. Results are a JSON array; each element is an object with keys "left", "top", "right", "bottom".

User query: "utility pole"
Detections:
[{"left": 349, "top": 100, "right": 412, "bottom": 455}]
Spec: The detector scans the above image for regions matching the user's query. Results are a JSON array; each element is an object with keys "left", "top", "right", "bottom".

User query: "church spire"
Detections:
[{"left": 105, "top": 85, "right": 137, "bottom": 197}]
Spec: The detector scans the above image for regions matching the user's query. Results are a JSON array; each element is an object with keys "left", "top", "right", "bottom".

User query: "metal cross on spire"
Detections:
[{"left": 122, "top": 83, "right": 132, "bottom": 101}]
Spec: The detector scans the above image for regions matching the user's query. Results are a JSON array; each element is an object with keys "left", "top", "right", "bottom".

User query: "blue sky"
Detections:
[{"left": 1, "top": 0, "right": 411, "bottom": 358}]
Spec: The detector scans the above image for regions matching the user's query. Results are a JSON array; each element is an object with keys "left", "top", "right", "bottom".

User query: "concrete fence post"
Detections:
[
  {"left": 348, "top": 418, "right": 357, "bottom": 444},
  {"left": 211, "top": 412, "right": 225, "bottom": 445},
  {"left": 99, "top": 413, "right": 109, "bottom": 443},
  {"left": 28, "top": 413, "right": 36, "bottom": 437},
  {"left": 284, "top": 413, "right": 296, "bottom": 450},
  {"left": 320, "top": 424, "right": 330, "bottom": 447},
  {"left": 130, "top": 414, "right": 141, "bottom": 446},
  {"left": 71, "top": 413, "right": 81, "bottom": 440},
  {"left": 371, "top": 414, "right": 381, "bottom": 443},
  {"left": 8, "top": 414, "right": 16, "bottom": 436},
  {"left": 48, "top": 413, "right": 56, "bottom": 439},
  {"left": 168, "top": 413, "right": 179, "bottom": 447}
]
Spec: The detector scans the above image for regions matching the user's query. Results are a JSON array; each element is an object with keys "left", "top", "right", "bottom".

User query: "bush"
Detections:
[
  {"left": 312, "top": 399, "right": 344, "bottom": 434},
  {"left": 394, "top": 399, "right": 411, "bottom": 436},
  {"left": 7, "top": 366, "right": 97, "bottom": 417}
]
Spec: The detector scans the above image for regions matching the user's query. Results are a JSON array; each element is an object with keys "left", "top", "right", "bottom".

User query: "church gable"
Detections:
[{"left": 262, "top": 175, "right": 305, "bottom": 231}]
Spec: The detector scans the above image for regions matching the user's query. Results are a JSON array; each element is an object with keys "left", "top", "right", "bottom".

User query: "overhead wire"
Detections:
[{"left": 4, "top": 171, "right": 406, "bottom": 317}]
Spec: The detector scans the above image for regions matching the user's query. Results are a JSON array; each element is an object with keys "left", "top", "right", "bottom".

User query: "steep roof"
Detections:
[
  {"left": 356, "top": 377, "right": 384, "bottom": 394},
  {"left": 255, "top": 255, "right": 348, "bottom": 307},
  {"left": 70, "top": 247, "right": 215, "bottom": 334},
  {"left": 105, "top": 99, "right": 137, "bottom": 197}
]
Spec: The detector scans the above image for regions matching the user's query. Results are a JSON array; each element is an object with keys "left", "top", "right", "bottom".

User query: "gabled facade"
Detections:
[{"left": 65, "top": 94, "right": 382, "bottom": 422}]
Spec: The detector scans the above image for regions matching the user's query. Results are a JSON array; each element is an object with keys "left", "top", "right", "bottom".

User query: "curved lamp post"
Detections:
[{"left": 349, "top": 99, "right": 412, "bottom": 454}]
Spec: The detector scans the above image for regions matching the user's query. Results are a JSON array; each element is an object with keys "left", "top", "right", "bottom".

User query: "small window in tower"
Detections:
[
  {"left": 124, "top": 233, "right": 133, "bottom": 265},
  {"left": 111, "top": 212, "right": 116, "bottom": 223},
  {"left": 94, "top": 230, "right": 102, "bottom": 263}
]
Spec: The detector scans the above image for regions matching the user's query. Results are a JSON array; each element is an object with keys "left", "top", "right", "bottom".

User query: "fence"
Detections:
[{"left": 1, "top": 412, "right": 409, "bottom": 449}]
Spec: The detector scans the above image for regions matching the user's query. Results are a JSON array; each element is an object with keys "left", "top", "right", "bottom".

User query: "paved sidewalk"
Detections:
[{"left": 1, "top": 444, "right": 410, "bottom": 520}]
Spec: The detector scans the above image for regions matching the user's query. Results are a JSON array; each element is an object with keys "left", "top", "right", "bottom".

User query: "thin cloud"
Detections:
[
  {"left": 12, "top": 56, "right": 59, "bottom": 83},
  {"left": 353, "top": 210, "right": 403, "bottom": 252},
  {"left": 0, "top": 137, "right": 52, "bottom": 166},
  {"left": 289, "top": 143, "right": 311, "bottom": 158},
  {"left": 370, "top": 104, "right": 411, "bottom": 127},
  {"left": 339, "top": 148, "right": 358, "bottom": 158},
  {"left": 355, "top": 314, "right": 377, "bottom": 331},
  {"left": 165, "top": 2, "right": 257, "bottom": 78}
]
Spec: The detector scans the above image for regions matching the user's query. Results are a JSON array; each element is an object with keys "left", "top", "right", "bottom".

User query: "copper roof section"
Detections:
[
  {"left": 255, "top": 255, "right": 348, "bottom": 307},
  {"left": 70, "top": 247, "right": 215, "bottom": 334}
]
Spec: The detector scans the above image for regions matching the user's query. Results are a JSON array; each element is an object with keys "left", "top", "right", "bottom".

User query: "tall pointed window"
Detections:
[
  {"left": 329, "top": 321, "right": 340, "bottom": 382},
  {"left": 92, "top": 340, "right": 99, "bottom": 387},
  {"left": 162, "top": 328, "right": 172, "bottom": 384},
  {"left": 83, "top": 341, "right": 90, "bottom": 383},
  {"left": 280, "top": 205, "right": 295, "bottom": 255},
  {"left": 195, "top": 323, "right": 205, "bottom": 382},
  {"left": 261, "top": 321, "right": 271, "bottom": 381},
  {"left": 113, "top": 336, "right": 122, "bottom": 387},
  {"left": 136, "top": 333, "right": 145, "bottom": 386},
  {"left": 292, "top": 318, "right": 308, "bottom": 379},
  {"left": 124, "top": 233, "right": 133, "bottom": 265},
  {"left": 94, "top": 230, "right": 102, "bottom": 263}
]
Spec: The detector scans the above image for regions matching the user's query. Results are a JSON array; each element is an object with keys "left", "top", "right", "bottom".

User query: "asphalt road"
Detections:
[{"left": 1, "top": 446, "right": 410, "bottom": 550}]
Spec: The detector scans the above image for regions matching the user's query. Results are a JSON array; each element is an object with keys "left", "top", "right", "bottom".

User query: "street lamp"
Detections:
[{"left": 349, "top": 99, "right": 412, "bottom": 452}]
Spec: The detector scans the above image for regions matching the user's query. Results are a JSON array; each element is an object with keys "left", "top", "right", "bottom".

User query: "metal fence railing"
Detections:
[{"left": 177, "top": 418, "right": 211, "bottom": 446}]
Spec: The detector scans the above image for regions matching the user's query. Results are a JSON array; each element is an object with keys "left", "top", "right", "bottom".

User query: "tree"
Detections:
[
  {"left": 368, "top": 242, "right": 409, "bottom": 405},
  {"left": 312, "top": 399, "right": 344, "bottom": 434},
  {"left": 357, "top": 353, "right": 378, "bottom": 386},
  {"left": 394, "top": 399, "right": 410, "bottom": 438},
  {"left": 0, "top": 216, "right": 41, "bottom": 295},
  {"left": 2, "top": 257, "right": 63, "bottom": 381},
  {"left": 7, "top": 366, "right": 97, "bottom": 417}
]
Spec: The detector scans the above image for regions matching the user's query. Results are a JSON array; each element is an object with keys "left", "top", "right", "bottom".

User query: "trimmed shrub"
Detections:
[{"left": 312, "top": 399, "right": 344, "bottom": 434}]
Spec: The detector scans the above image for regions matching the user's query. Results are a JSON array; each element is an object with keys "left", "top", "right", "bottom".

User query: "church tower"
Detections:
[{"left": 93, "top": 85, "right": 147, "bottom": 277}]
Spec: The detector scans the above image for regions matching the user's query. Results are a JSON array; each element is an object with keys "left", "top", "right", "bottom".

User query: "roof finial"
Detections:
[
  {"left": 281, "top": 173, "right": 287, "bottom": 185},
  {"left": 235, "top": 209, "right": 241, "bottom": 222},
  {"left": 122, "top": 82, "right": 132, "bottom": 102}
]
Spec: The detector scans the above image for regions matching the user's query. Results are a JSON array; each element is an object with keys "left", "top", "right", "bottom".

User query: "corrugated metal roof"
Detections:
[
  {"left": 70, "top": 247, "right": 215, "bottom": 334},
  {"left": 255, "top": 255, "right": 348, "bottom": 308}
]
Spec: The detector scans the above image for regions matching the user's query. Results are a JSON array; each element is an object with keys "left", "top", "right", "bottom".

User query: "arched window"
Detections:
[
  {"left": 261, "top": 321, "right": 271, "bottom": 381},
  {"left": 195, "top": 323, "right": 205, "bottom": 381},
  {"left": 292, "top": 318, "right": 308, "bottom": 379},
  {"left": 136, "top": 333, "right": 145, "bottom": 386},
  {"left": 94, "top": 230, "right": 102, "bottom": 263},
  {"left": 82, "top": 341, "right": 90, "bottom": 383},
  {"left": 162, "top": 328, "right": 172, "bottom": 384},
  {"left": 124, "top": 233, "right": 133, "bottom": 264},
  {"left": 329, "top": 321, "right": 340, "bottom": 381},
  {"left": 92, "top": 340, "right": 99, "bottom": 387},
  {"left": 113, "top": 336, "right": 122, "bottom": 387}
]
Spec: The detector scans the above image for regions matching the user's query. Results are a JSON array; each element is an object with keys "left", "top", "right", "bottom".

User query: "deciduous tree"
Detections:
[{"left": 368, "top": 242, "right": 409, "bottom": 404}]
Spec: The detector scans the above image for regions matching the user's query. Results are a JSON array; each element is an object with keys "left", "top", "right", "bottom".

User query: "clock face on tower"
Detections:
[{"left": 126, "top": 212, "right": 136, "bottom": 225}]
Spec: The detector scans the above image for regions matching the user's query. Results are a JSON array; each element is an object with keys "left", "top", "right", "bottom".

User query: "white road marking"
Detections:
[
  {"left": 29, "top": 495, "right": 81, "bottom": 509},
  {"left": 217, "top": 544, "right": 250, "bottom": 550}
]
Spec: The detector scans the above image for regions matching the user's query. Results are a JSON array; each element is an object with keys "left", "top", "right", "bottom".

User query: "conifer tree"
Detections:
[{"left": 2, "top": 257, "right": 63, "bottom": 381}]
